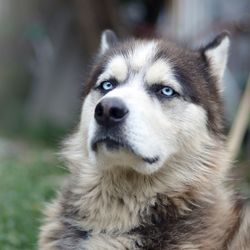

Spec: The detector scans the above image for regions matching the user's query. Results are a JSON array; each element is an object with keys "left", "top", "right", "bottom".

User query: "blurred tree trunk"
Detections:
[{"left": 73, "top": 0, "right": 125, "bottom": 56}]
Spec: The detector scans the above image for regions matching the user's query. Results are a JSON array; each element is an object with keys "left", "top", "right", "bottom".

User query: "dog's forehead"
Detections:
[
  {"left": 129, "top": 41, "right": 157, "bottom": 71},
  {"left": 98, "top": 41, "right": 178, "bottom": 88}
]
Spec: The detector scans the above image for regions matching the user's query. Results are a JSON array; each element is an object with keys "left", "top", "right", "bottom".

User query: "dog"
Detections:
[{"left": 39, "top": 30, "right": 250, "bottom": 249}]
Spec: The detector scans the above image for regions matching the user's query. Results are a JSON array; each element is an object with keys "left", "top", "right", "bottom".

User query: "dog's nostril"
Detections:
[
  {"left": 94, "top": 98, "right": 128, "bottom": 126},
  {"left": 110, "top": 106, "right": 128, "bottom": 119},
  {"left": 95, "top": 103, "right": 103, "bottom": 117}
]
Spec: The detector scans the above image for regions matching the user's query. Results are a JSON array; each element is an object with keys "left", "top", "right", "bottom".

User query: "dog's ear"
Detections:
[
  {"left": 202, "top": 32, "right": 230, "bottom": 84},
  {"left": 100, "top": 29, "right": 119, "bottom": 54}
]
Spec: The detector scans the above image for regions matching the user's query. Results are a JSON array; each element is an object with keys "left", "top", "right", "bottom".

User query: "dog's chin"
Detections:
[{"left": 89, "top": 138, "right": 161, "bottom": 174}]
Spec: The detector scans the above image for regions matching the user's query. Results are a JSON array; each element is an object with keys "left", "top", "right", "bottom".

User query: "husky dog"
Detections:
[{"left": 39, "top": 30, "right": 250, "bottom": 250}]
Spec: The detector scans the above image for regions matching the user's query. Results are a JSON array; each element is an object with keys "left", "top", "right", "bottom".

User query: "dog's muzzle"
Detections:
[{"left": 92, "top": 97, "right": 159, "bottom": 165}]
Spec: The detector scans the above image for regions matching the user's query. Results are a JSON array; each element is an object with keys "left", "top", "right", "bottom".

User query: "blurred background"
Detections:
[{"left": 0, "top": 0, "right": 249, "bottom": 249}]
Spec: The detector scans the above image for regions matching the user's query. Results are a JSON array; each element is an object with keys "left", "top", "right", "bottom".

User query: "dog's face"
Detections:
[{"left": 78, "top": 31, "right": 229, "bottom": 174}]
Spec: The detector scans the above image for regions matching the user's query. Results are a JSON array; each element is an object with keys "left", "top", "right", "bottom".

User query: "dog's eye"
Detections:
[
  {"left": 148, "top": 84, "right": 179, "bottom": 99},
  {"left": 101, "top": 81, "right": 114, "bottom": 91},
  {"left": 160, "top": 86, "right": 175, "bottom": 97},
  {"left": 97, "top": 80, "right": 117, "bottom": 93}
]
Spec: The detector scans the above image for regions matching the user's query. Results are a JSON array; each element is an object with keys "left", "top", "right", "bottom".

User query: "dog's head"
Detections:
[{"left": 72, "top": 30, "right": 229, "bottom": 175}]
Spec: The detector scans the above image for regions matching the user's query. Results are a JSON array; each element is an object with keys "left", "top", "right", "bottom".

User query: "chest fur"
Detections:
[{"left": 59, "top": 189, "right": 232, "bottom": 250}]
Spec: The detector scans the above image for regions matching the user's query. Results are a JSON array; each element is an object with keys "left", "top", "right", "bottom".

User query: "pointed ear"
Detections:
[
  {"left": 100, "top": 29, "right": 119, "bottom": 54},
  {"left": 202, "top": 32, "right": 230, "bottom": 82}
]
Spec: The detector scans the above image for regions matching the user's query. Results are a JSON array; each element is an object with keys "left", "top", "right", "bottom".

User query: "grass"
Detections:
[{"left": 0, "top": 145, "right": 66, "bottom": 250}]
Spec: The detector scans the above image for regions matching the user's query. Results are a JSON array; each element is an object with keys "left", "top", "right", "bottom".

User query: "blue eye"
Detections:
[
  {"left": 100, "top": 81, "right": 114, "bottom": 91},
  {"left": 161, "top": 86, "right": 175, "bottom": 97}
]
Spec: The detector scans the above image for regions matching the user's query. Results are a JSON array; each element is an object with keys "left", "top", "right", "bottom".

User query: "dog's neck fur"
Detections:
[{"left": 61, "top": 133, "right": 234, "bottom": 238}]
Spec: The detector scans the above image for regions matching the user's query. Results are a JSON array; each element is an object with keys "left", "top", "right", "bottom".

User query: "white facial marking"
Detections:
[
  {"left": 146, "top": 59, "right": 172, "bottom": 84},
  {"left": 130, "top": 42, "right": 157, "bottom": 71},
  {"left": 145, "top": 59, "right": 182, "bottom": 92},
  {"left": 97, "top": 56, "right": 128, "bottom": 85},
  {"left": 108, "top": 56, "right": 128, "bottom": 82}
]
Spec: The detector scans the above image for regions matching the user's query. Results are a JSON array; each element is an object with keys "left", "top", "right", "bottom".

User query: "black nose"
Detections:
[{"left": 95, "top": 98, "right": 129, "bottom": 127}]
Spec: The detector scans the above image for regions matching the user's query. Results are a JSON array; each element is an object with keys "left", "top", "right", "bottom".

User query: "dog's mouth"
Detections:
[
  {"left": 92, "top": 136, "right": 128, "bottom": 151},
  {"left": 91, "top": 135, "right": 159, "bottom": 164}
]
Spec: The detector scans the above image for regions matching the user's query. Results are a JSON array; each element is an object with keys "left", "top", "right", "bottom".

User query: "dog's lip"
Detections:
[
  {"left": 91, "top": 136, "right": 127, "bottom": 151},
  {"left": 91, "top": 136, "right": 159, "bottom": 164}
]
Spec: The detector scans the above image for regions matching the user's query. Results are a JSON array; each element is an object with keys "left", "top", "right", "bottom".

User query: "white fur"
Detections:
[
  {"left": 145, "top": 59, "right": 173, "bottom": 83},
  {"left": 145, "top": 59, "right": 182, "bottom": 93},
  {"left": 130, "top": 42, "right": 157, "bottom": 71},
  {"left": 108, "top": 56, "right": 128, "bottom": 82},
  {"left": 97, "top": 56, "right": 128, "bottom": 84}
]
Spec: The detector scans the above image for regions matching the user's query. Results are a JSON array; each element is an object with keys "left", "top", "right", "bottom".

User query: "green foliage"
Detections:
[{"left": 0, "top": 152, "right": 66, "bottom": 250}]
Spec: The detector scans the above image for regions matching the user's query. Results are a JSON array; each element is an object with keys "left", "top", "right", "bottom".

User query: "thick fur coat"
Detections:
[{"left": 39, "top": 31, "right": 250, "bottom": 250}]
